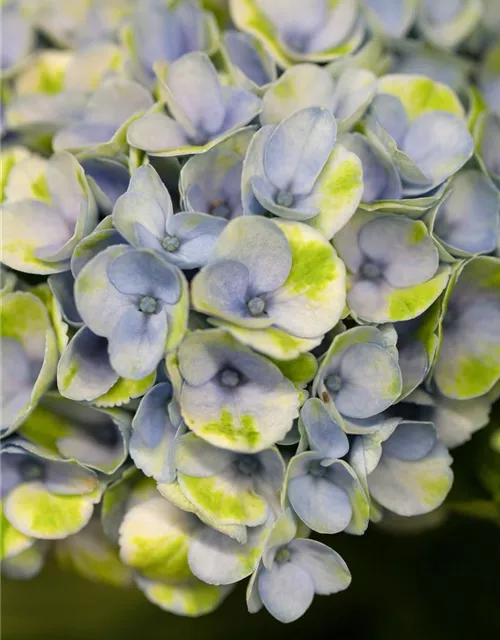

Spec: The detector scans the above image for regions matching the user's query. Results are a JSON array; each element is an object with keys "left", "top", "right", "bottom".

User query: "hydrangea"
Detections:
[{"left": 1, "top": 0, "right": 499, "bottom": 625}]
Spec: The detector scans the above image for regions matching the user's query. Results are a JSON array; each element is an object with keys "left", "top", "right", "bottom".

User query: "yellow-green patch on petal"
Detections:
[
  {"left": 377, "top": 74, "right": 465, "bottom": 121},
  {"left": 56, "top": 521, "right": 133, "bottom": 587},
  {"left": 178, "top": 472, "right": 268, "bottom": 528},
  {"left": 306, "top": 143, "right": 363, "bottom": 240},
  {"left": 92, "top": 372, "right": 156, "bottom": 408},
  {"left": 209, "top": 318, "right": 322, "bottom": 360},
  {"left": 137, "top": 575, "right": 230, "bottom": 617},
  {"left": 119, "top": 496, "right": 197, "bottom": 582},
  {"left": 4, "top": 481, "right": 101, "bottom": 540},
  {"left": 1, "top": 501, "right": 34, "bottom": 560},
  {"left": 383, "top": 266, "right": 451, "bottom": 323}
]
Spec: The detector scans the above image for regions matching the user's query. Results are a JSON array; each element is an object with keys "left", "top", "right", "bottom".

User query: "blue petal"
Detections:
[
  {"left": 358, "top": 216, "right": 439, "bottom": 288},
  {"left": 49, "top": 271, "right": 82, "bottom": 327},
  {"left": 263, "top": 107, "right": 337, "bottom": 195},
  {"left": 212, "top": 217, "right": 292, "bottom": 294},
  {"left": 300, "top": 398, "right": 349, "bottom": 458},
  {"left": 289, "top": 539, "right": 351, "bottom": 594},
  {"left": 383, "top": 421, "right": 437, "bottom": 461},
  {"left": 224, "top": 30, "right": 273, "bottom": 86},
  {"left": 107, "top": 249, "right": 181, "bottom": 304},
  {"left": 108, "top": 307, "right": 168, "bottom": 380},
  {"left": 402, "top": 112, "right": 473, "bottom": 193},
  {"left": 258, "top": 561, "right": 314, "bottom": 624}
]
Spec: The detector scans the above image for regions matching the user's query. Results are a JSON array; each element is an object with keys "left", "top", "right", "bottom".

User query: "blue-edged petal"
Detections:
[
  {"left": 288, "top": 539, "right": 351, "bottom": 594},
  {"left": 429, "top": 170, "right": 499, "bottom": 258},
  {"left": 417, "top": 0, "right": 482, "bottom": 49},
  {"left": 223, "top": 30, "right": 277, "bottom": 92},
  {"left": 257, "top": 561, "right": 314, "bottom": 624},
  {"left": 300, "top": 398, "right": 349, "bottom": 458}
]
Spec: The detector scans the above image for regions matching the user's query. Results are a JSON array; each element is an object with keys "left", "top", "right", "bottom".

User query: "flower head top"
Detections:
[{"left": 127, "top": 52, "right": 261, "bottom": 157}]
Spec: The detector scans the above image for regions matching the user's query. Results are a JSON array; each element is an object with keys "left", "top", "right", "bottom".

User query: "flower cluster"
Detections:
[{"left": 1, "top": 0, "right": 500, "bottom": 624}]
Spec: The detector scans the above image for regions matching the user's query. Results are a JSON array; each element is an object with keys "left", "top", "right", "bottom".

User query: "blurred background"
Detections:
[{"left": 3, "top": 409, "right": 500, "bottom": 640}]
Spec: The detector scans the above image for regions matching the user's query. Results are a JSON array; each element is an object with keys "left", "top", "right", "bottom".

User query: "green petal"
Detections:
[
  {"left": 306, "top": 143, "right": 363, "bottom": 240},
  {"left": 119, "top": 495, "right": 198, "bottom": 582},
  {"left": 377, "top": 74, "right": 465, "bottom": 121},
  {"left": 55, "top": 520, "right": 133, "bottom": 587},
  {"left": 92, "top": 372, "right": 157, "bottom": 408},
  {"left": 4, "top": 481, "right": 102, "bottom": 540},
  {"left": 158, "top": 480, "right": 247, "bottom": 543},
  {"left": 178, "top": 472, "right": 268, "bottom": 528},
  {"left": 272, "top": 352, "right": 318, "bottom": 387},
  {"left": 208, "top": 318, "right": 322, "bottom": 360},
  {"left": 0, "top": 500, "right": 34, "bottom": 560},
  {"left": 137, "top": 575, "right": 230, "bottom": 617}
]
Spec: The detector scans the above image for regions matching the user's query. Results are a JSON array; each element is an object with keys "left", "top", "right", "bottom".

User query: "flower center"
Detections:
[
  {"left": 210, "top": 200, "right": 231, "bottom": 219},
  {"left": 220, "top": 368, "right": 241, "bottom": 388},
  {"left": 275, "top": 547, "right": 291, "bottom": 564},
  {"left": 162, "top": 234, "right": 180, "bottom": 252},
  {"left": 247, "top": 296, "right": 266, "bottom": 316},
  {"left": 139, "top": 296, "right": 158, "bottom": 314},
  {"left": 309, "top": 460, "right": 327, "bottom": 478},
  {"left": 360, "top": 260, "right": 383, "bottom": 280},
  {"left": 235, "top": 454, "right": 261, "bottom": 476},
  {"left": 325, "top": 374, "right": 342, "bottom": 393},
  {"left": 20, "top": 457, "right": 45, "bottom": 482},
  {"left": 276, "top": 190, "right": 294, "bottom": 207}
]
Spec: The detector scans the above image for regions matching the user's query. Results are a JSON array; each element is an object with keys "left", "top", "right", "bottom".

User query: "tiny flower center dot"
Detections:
[
  {"left": 139, "top": 296, "right": 158, "bottom": 314},
  {"left": 276, "top": 190, "right": 294, "bottom": 208},
  {"left": 309, "top": 460, "right": 327, "bottom": 478},
  {"left": 220, "top": 369, "right": 241, "bottom": 388},
  {"left": 210, "top": 200, "right": 231, "bottom": 219},
  {"left": 325, "top": 374, "right": 342, "bottom": 393},
  {"left": 247, "top": 296, "right": 266, "bottom": 316},
  {"left": 275, "top": 547, "right": 291, "bottom": 564},
  {"left": 236, "top": 454, "right": 261, "bottom": 476},
  {"left": 360, "top": 260, "right": 383, "bottom": 280},
  {"left": 162, "top": 234, "right": 180, "bottom": 252}
]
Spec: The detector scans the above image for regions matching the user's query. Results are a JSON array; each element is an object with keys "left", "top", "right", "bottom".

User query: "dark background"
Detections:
[{"left": 3, "top": 408, "right": 499, "bottom": 639}]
